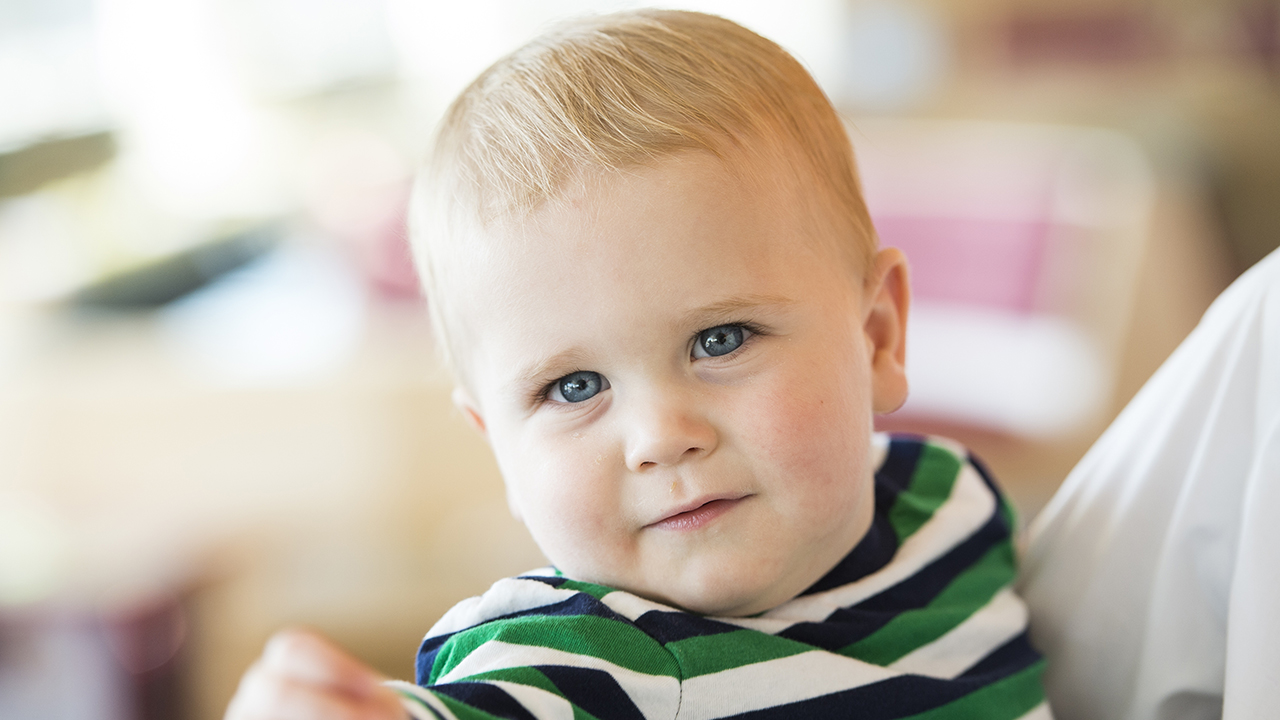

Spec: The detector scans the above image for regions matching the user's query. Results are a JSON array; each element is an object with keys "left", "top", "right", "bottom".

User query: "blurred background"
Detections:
[{"left": 0, "top": 0, "right": 1275, "bottom": 717}]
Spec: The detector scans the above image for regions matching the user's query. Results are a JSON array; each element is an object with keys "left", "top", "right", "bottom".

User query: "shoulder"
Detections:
[
  {"left": 417, "top": 570, "right": 680, "bottom": 685},
  {"left": 409, "top": 571, "right": 683, "bottom": 719}
]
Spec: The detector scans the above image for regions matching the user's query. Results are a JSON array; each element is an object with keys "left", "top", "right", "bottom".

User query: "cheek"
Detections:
[
  {"left": 495, "top": 433, "right": 618, "bottom": 556},
  {"left": 746, "top": 364, "right": 873, "bottom": 495}
]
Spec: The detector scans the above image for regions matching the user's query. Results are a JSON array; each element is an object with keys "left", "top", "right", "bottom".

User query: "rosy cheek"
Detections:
[{"left": 753, "top": 380, "right": 869, "bottom": 492}]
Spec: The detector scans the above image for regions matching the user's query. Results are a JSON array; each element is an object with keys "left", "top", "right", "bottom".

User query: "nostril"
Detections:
[{"left": 626, "top": 422, "right": 717, "bottom": 470}]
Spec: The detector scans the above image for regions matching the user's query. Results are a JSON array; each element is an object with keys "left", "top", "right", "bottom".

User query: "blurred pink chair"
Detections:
[{"left": 855, "top": 119, "right": 1153, "bottom": 438}]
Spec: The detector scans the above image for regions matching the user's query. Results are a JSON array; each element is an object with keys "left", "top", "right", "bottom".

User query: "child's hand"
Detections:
[{"left": 225, "top": 629, "right": 409, "bottom": 720}]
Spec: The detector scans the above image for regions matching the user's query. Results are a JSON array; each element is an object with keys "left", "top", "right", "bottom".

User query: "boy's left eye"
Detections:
[{"left": 693, "top": 324, "right": 751, "bottom": 358}]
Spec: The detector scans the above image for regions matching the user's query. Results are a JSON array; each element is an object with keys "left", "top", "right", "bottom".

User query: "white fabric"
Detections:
[{"left": 1019, "top": 248, "right": 1280, "bottom": 719}]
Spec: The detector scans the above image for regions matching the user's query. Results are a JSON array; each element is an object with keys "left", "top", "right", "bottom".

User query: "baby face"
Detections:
[{"left": 450, "top": 151, "right": 907, "bottom": 616}]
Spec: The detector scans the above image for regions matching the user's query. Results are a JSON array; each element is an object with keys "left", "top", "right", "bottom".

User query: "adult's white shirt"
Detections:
[{"left": 1020, "top": 248, "right": 1280, "bottom": 719}]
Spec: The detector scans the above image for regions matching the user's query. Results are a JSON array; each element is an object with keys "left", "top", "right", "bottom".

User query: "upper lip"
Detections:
[{"left": 646, "top": 493, "right": 750, "bottom": 527}]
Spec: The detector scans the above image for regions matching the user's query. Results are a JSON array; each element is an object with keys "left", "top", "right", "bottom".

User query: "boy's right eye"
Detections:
[{"left": 548, "top": 371, "right": 609, "bottom": 403}]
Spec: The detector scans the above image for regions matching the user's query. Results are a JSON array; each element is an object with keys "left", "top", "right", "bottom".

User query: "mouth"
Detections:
[{"left": 647, "top": 495, "right": 750, "bottom": 532}]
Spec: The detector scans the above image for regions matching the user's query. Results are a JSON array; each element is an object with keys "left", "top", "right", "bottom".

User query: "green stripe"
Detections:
[
  {"left": 553, "top": 578, "right": 618, "bottom": 602},
  {"left": 841, "top": 540, "right": 1016, "bottom": 665},
  {"left": 888, "top": 443, "right": 963, "bottom": 543},
  {"left": 999, "top": 494, "right": 1019, "bottom": 538},
  {"left": 431, "top": 691, "right": 505, "bottom": 720},
  {"left": 898, "top": 659, "right": 1047, "bottom": 720},
  {"left": 430, "top": 614, "right": 679, "bottom": 683},
  {"left": 396, "top": 692, "right": 449, "bottom": 720},
  {"left": 462, "top": 666, "right": 562, "bottom": 696},
  {"left": 572, "top": 706, "right": 604, "bottom": 720},
  {"left": 665, "top": 628, "right": 813, "bottom": 677}
]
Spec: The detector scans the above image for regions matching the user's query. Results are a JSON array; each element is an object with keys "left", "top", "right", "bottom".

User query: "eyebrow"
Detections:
[
  {"left": 508, "top": 348, "right": 593, "bottom": 401},
  {"left": 679, "top": 293, "right": 797, "bottom": 326}
]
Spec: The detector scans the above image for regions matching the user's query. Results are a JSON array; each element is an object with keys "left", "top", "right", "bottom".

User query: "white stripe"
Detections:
[
  {"left": 601, "top": 589, "right": 678, "bottom": 621},
  {"left": 734, "top": 462, "right": 996, "bottom": 627},
  {"left": 889, "top": 586, "right": 1026, "bottom": 678},
  {"left": 387, "top": 680, "right": 459, "bottom": 720},
  {"left": 437, "top": 639, "right": 680, "bottom": 719},
  {"left": 708, "top": 614, "right": 794, "bottom": 634},
  {"left": 869, "top": 431, "right": 891, "bottom": 470},
  {"left": 918, "top": 435, "right": 969, "bottom": 463},
  {"left": 487, "top": 681, "right": 575, "bottom": 720},
  {"left": 1015, "top": 700, "right": 1054, "bottom": 720},
  {"left": 676, "top": 650, "right": 898, "bottom": 719},
  {"left": 426, "top": 576, "right": 580, "bottom": 637}
]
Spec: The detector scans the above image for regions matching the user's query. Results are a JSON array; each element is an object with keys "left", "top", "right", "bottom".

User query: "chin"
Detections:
[
  {"left": 681, "top": 592, "right": 777, "bottom": 618},
  {"left": 656, "top": 573, "right": 782, "bottom": 618}
]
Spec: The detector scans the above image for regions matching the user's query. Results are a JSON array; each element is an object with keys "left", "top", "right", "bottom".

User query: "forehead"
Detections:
[
  {"left": 473, "top": 149, "right": 843, "bottom": 277},
  {"left": 446, "top": 152, "right": 855, "bottom": 385}
]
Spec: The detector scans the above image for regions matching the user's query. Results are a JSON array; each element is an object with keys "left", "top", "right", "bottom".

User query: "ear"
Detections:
[
  {"left": 862, "top": 247, "right": 911, "bottom": 414},
  {"left": 451, "top": 386, "right": 488, "bottom": 439}
]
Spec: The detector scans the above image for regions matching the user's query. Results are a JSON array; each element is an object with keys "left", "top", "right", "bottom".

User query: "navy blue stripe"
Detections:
[
  {"left": 959, "top": 631, "right": 1041, "bottom": 681},
  {"left": 801, "top": 509, "right": 900, "bottom": 597},
  {"left": 633, "top": 609, "right": 741, "bottom": 644},
  {"left": 429, "top": 681, "right": 538, "bottom": 720},
  {"left": 967, "top": 451, "right": 1014, "bottom": 525},
  {"left": 403, "top": 696, "right": 447, "bottom": 720},
  {"left": 417, "top": 591, "right": 632, "bottom": 684},
  {"left": 799, "top": 436, "right": 922, "bottom": 597},
  {"left": 525, "top": 574, "right": 569, "bottom": 587},
  {"left": 535, "top": 665, "right": 646, "bottom": 720},
  {"left": 775, "top": 605, "right": 896, "bottom": 650},
  {"left": 779, "top": 495, "right": 1007, "bottom": 652},
  {"left": 720, "top": 673, "right": 991, "bottom": 720},
  {"left": 782, "top": 441, "right": 1010, "bottom": 652},
  {"left": 877, "top": 435, "right": 927, "bottom": 495},
  {"left": 782, "top": 516, "right": 905, "bottom": 648},
  {"left": 853, "top": 481, "right": 1010, "bottom": 616}
]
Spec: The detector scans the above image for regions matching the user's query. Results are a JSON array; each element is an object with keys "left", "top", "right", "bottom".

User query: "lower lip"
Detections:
[{"left": 650, "top": 498, "right": 744, "bottom": 532}]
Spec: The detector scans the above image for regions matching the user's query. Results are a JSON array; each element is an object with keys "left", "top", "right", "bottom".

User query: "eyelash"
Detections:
[
  {"left": 693, "top": 321, "right": 763, "bottom": 359},
  {"left": 532, "top": 321, "right": 766, "bottom": 407}
]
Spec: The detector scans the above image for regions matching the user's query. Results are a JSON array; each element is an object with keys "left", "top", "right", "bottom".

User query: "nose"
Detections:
[{"left": 623, "top": 388, "right": 718, "bottom": 472}]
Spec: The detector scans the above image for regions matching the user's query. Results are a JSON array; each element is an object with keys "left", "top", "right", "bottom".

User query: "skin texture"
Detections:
[
  {"left": 453, "top": 151, "right": 910, "bottom": 617},
  {"left": 225, "top": 149, "right": 910, "bottom": 718}
]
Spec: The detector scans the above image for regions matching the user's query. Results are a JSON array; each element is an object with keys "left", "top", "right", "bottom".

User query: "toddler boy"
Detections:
[{"left": 227, "top": 10, "right": 1050, "bottom": 719}]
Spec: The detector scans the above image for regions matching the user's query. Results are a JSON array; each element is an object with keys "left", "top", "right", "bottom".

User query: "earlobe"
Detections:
[
  {"left": 452, "top": 386, "right": 488, "bottom": 438},
  {"left": 863, "top": 248, "right": 911, "bottom": 414}
]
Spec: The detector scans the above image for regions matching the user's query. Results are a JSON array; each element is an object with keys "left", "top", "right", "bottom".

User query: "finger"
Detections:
[
  {"left": 365, "top": 683, "right": 412, "bottom": 720},
  {"left": 260, "top": 629, "right": 386, "bottom": 700},
  {"left": 229, "top": 667, "right": 380, "bottom": 720}
]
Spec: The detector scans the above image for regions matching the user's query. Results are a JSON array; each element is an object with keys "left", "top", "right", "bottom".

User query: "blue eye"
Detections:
[
  {"left": 549, "top": 371, "right": 609, "bottom": 403},
  {"left": 694, "top": 324, "right": 749, "bottom": 358}
]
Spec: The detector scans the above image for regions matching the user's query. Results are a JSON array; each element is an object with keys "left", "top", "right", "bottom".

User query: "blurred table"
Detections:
[{"left": 0, "top": 294, "right": 545, "bottom": 720}]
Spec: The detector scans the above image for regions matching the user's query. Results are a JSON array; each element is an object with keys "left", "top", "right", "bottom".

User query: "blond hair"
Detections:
[{"left": 412, "top": 9, "right": 876, "bottom": 379}]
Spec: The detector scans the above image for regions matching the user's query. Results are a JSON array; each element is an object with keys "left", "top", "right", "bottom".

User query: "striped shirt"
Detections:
[{"left": 390, "top": 434, "right": 1051, "bottom": 719}]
